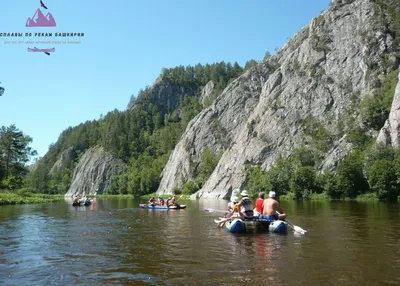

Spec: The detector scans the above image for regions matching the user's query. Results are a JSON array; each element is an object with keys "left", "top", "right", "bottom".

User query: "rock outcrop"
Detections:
[
  {"left": 156, "top": 0, "right": 398, "bottom": 199},
  {"left": 200, "top": 81, "right": 214, "bottom": 104},
  {"left": 49, "top": 147, "right": 76, "bottom": 175},
  {"left": 64, "top": 146, "right": 125, "bottom": 197},
  {"left": 377, "top": 70, "right": 400, "bottom": 146},
  {"left": 129, "top": 76, "right": 198, "bottom": 118}
]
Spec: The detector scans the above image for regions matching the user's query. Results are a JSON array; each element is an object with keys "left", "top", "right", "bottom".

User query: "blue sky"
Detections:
[{"left": 0, "top": 0, "right": 331, "bottom": 159}]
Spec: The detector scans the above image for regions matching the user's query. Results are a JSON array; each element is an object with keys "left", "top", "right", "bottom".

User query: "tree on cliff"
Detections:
[
  {"left": 0, "top": 82, "right": 4, "bottom": 96},
  {"left": 0, "top": 125, "right": 37, "bottom": 189}
]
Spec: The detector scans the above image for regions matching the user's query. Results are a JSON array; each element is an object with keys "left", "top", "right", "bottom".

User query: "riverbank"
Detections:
[
  {"left": 1, "top": 191, "right": 398, "bottom": 206},
  {"left": 279, "top": 192, "right": 400, "bottom": 202},
  {"left": 0, "top": 191, "right": 64, "bottom": 205}
]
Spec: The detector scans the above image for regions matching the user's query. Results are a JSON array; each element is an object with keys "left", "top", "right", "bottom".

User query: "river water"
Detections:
[{"left": 0, "top": 198, "right": 399, "bottom": 285}]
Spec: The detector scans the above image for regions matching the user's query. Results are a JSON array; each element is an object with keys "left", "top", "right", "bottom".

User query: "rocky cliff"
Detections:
[
  {"left": 377, "top": 71, "right": 400, "bottom": 146},
  {"left": 156, "top": 0, "right": 399, "bottom": 199},
  {"left": 64, "top": 146, "right": 125, "bottom": 197},
  {"left": 128, "top": 76, "right": 198, "bottom": 117},
  {"left": 49, "top": 146, "right": 76, "bottom": 176}
]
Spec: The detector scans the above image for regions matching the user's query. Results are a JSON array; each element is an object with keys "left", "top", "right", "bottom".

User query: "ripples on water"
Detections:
[{"left": 0, "top": 199, "right": 399, "bottom": 285}]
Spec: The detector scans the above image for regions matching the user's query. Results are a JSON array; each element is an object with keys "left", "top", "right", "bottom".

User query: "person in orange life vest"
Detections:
[
  {"left": 218, "top": 196, "right": 245, "bottom": 228},
  {"left": 225, "top": 194, "right": 237, "bottom": 217},
  {"left": 254, "top": 192, "right": 265, "bottom": 216}
]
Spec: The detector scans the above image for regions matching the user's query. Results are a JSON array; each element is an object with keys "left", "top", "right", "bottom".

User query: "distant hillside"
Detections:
[
  {"left": 155, "top": 0, "right": 400, "bottom": 201},
  {"left": 26, "top": 61, "right": 255, "bottom": 196}
]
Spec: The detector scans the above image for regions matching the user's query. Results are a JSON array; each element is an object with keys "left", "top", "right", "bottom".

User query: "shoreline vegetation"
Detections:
[
  {"left": 1, "top": 191, "right": 399, "bottom": 206},
  {"left": 0, "top": 191, "right": 64, "bottom": 205}
]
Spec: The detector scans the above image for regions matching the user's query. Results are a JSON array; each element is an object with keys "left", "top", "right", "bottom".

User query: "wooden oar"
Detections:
[{"left": 277, "top": 211, "right": 307, "bottom": 234}]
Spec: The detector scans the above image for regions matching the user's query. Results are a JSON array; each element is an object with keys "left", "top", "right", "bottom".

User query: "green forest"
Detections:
[
  {"left": 1, "top": 59, "right": 400, "bottom": 203},
  {"left": 1, "top": 61, "right": 255, "bottom": 200}
]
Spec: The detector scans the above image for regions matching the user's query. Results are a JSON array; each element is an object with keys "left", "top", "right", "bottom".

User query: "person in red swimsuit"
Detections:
[{"left": 254, "top": 192, "right": 265, "bottom": 216}]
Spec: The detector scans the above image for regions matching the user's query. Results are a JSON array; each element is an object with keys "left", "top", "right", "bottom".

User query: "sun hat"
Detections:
[
  {"left": 241, "top": 190, "right": 248, "bottom": 197},
  {"left": 231, "top": 195, "right": 239, "bottom": 203},
  {"left": 232, "top": 188, "right": 240, "bottom": 196},
  {"left": 269, "top": 191, "right": 276, "bottom": 198}
]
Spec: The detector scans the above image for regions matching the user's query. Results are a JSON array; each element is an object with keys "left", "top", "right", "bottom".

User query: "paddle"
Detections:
[
  {"left": 204, "top": 208, "right": 229, "bottom": 213},
  {"left": 276, "top": 211, "right": 307, "bottom": 234},
  {"left": 166, "top": 194, "right": 183, "bottom": 206}
]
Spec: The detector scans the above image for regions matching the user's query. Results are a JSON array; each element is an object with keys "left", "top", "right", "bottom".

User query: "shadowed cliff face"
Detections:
[{"left": 156, "top": 0, "right": 399, "bottom": 199}]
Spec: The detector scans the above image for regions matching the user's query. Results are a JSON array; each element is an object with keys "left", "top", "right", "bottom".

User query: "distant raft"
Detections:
[
  {"left": 72, "top": 198, "right": 92, "bottom": 207},
  {"left": 139, "top": 204, "right": 187, "bottom": 210}
]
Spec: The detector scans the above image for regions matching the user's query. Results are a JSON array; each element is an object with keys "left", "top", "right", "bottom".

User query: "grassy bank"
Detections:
[{"left": 0, "top": 191, "right": 64, "bottom": 205}]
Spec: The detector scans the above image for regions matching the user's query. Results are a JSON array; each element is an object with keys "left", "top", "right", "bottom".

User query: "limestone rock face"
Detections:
[
  {"left": 156, "top": 0, "right": 397, "bottom": 199},
  {"left": 200, "top": 81, "right": 214, "bottom": 104},
  {"left": 64, "top": 146, "right": 125, "bottom": 197},
  {"left": 49, "top": 147, "right": 76, "bottom": 176},
  {"left": 377, "top": 70, "right": 400, "bottom": 146}
]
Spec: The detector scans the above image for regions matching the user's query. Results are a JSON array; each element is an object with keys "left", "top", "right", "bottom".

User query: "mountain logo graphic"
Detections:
[{"left": 26, "top": 8, "right": 56, "bottom": 27}]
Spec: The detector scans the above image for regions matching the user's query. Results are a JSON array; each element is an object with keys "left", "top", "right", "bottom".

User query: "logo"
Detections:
[
  {"left": 28, "top": 47, "right": 54, "bottom": 55},
  {"left": 26, "top": 8, "right": 56, "bottom": 27},
  {"left": 1, "top": 1, "right": 84, "bottom": 55}
]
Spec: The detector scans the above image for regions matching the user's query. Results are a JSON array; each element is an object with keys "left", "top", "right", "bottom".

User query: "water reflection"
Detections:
[{"left": 0, "top": 199, "right": 400, "bottom": 285}]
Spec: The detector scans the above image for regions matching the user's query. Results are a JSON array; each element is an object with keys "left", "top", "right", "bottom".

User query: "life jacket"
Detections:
[
  {"left": 232, "top": 203, "right": 241, "bottom": 217},
  {"left": 255, "top": 198, "right": 264, "bottom": 213},
  {"left": 240, "top": 197, "right": 253, "bottom": 214}
]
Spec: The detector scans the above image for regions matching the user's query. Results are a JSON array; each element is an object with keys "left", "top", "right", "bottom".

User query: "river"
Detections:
[{"left": 0, "top": 198, "right": 399, "bottom": 285}]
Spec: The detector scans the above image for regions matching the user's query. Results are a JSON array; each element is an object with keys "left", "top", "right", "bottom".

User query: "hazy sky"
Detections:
[{"left": 0, "top": 0, "right": 331, "bottom": 158}]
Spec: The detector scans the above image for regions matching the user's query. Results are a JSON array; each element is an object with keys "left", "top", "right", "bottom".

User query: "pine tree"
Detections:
[
  {"left": 0, "top": 82, "right": 4, "bottom": 96},
  {"left": 0, "top": 124, "right": 37, "bottom": 189}
]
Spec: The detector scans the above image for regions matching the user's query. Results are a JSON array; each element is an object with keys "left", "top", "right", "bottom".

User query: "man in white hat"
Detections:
[
  {"left": 262, "top": 191, "right": 286, "bottom": 220},
  {"left": 238, "top": 190, "right": 254, "bottom": 217}
]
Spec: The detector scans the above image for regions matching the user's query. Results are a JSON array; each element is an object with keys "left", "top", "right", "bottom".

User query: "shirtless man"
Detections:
[
  {"left": 169, "top": 195, "right": 176, "bottom": 205},
  {"left": 262, "top": 191, "right": 286, "bottom": 220}
]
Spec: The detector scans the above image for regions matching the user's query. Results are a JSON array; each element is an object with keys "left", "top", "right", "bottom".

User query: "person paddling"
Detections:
[
  {"left": 148, "top": 196, "right": 157, "bottom": 206},
  {"left": 168, "top": 195, "right": 181, "bottom": 207},
  {"left": 262, "top": 191, "right": 286, "bottom": 220},
  {"left": 74, "top": 194, "right": 82, "bottom": 204}
]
